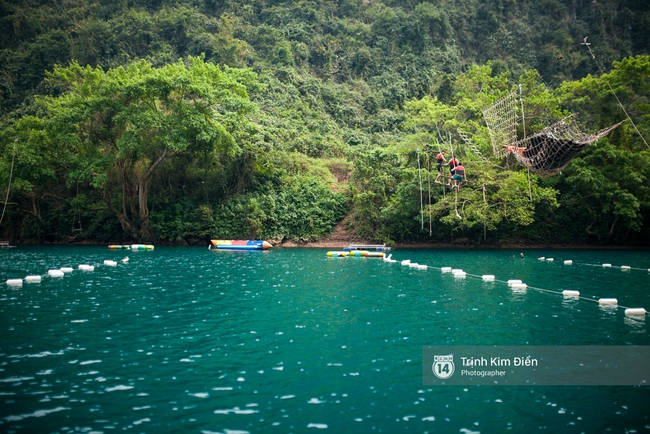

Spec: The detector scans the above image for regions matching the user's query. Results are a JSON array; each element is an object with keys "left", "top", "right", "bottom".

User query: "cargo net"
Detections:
[
  {"left": 483, "top": 90, "right": 624, "bottom": 177},
  {"left": 482, "top": 89, "right": 520, "bottom": 159}
]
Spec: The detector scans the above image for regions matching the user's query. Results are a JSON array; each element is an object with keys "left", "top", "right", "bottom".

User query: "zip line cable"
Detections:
[
  {"left": 0, "top": 144, "right": 16, "bottom": 226},
  {"left": 582, "top": 37, "right": 649, "bottom": 150}
]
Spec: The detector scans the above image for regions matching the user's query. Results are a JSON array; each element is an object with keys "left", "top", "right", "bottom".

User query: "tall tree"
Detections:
[{"left": 36, "top": 56, "right": 258, "bottom": 240}]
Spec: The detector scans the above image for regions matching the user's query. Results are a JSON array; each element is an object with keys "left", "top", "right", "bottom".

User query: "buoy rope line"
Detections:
[
  {"left": 386, "top": 258, "right": 648, "bottom": 318},
  {"left": 4, "top": 258, "right": 130, "bottom": 287}
]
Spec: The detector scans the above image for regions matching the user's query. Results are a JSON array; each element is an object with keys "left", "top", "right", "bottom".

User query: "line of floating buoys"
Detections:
[
  {"left": 382, "top": 255, "right": 646, "bottom": 320},
  {"left": 4, "top": 256, "right": 129, "bottom": 288}
]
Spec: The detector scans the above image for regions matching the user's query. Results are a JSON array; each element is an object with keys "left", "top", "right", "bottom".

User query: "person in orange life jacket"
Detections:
[
  {"left": 434, "top": 150, "right": 446, "bottom": 183},
  {"left": 451, "top": 162, "right": 465, "bottom": 189},
  {"left": 447, "top": 156, "right": 459, "bottom": 185}
]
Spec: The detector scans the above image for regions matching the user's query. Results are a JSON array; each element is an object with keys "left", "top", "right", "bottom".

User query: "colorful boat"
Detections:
[{"left": 210, "top": 240, "right": 272, "bottom": 250}]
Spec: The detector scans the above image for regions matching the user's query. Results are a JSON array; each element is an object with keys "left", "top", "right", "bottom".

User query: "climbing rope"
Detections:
[
  {"left": 0, "top": 144, "right": 16, "bottom": 226},
  {"left": 417, "top": 149, "right": 424, "bottom": 230}
]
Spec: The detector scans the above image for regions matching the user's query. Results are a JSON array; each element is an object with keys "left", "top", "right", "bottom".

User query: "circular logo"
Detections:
[{"left": 432, "top": 354, "right": 455, "bottom": 379}]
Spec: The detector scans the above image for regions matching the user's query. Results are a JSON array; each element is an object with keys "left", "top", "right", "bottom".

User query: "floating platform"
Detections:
[
  {"left": 0, "top": 241, "right": 16, "bottom": 249},
  {"left": 210, "top": 240, "right": 272, "bottom": 250},
  {"left": 344, "top": 244, "right": 390, "bottom": 252},
  {"left": 108, "top": 244, "right": 154, "bottom": 250},
  {"left": 327, "top": 251, "right": 384, "bottom": 258}
]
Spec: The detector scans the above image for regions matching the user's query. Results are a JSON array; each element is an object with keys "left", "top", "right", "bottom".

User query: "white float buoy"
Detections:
[
  {"left": 452, "top": 269, "right": 466, "bottom": 278},
  {"left": 482, "top": 275, "right": 495, "bottom": 282},
  {"left": 408, "top": 262, "right": 419, "bottom": 268},
  {"left": 507, "top": 279, "right": 522, "bottom": 286},
  {"left": 60, "top": 267, "right": 73, "bottom": 273},
  {"left": 564, "top": 260, "right": 573, "bottom": 265},
  {"left": 104, "top": 260, "right": 117, "bottom": 267},
  {"left": 6, "top": 278, "right": 23, "bottom": 286},
  {"left": 440, "top": 267, "right": 452, "bottom": 272},
  {"left": 83, "top": 265, "right": 95, "bottom": 272},
  {"left": 602, "top": 263, "right": 612, "bottom": 268},
  {"left": 621, "top": 265, "right": 631, "bottom": 270},
  {"left": 401, "top": 260, "right": 411, "bottom": 266},
  {"left": 48, "top": 269, "right": 64, "bottom": 277},
  {"left": 537, "top": 257, "right": 545, "bottom": 261},
  {"left": 546, "top": 258, "right": 554, "bottom": 262},
  {"left": 625, "top": 308, "right": 646, "bottom": 316},
  {"left": 598, "top": 298, "right": 618, "bottom": 305},
  {"left": 78, "top": 264, "right": 90, "bottom": 270},
  {"left": 511, "top": 283, "right": 527, "bottom": 289},
  {"left": 25, "top": 275, "right": 42, "bottom": 283},
  {"left": 417, "top": 264, "right": 428, "bottom": 270},
  {"left": 562, "top": 290, "right": 580, "bottom": 297}
]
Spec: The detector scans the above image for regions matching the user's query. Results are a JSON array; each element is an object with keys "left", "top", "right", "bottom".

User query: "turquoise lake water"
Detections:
[{"left": 1, "top": 246, "right": 649, "bottom": 433}]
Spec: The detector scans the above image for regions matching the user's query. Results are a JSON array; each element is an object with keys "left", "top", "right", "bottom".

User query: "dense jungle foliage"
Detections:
[{"left": 0, "top": 0, "right": 649, "bottom": 246}]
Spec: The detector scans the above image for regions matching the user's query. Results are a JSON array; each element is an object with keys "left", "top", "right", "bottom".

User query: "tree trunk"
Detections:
[
  {"left": 136, "top": 147, "right": 169, "bottom": 241},
  {"left": 103, "top": 184, "right": 139, "bottom": 240}
]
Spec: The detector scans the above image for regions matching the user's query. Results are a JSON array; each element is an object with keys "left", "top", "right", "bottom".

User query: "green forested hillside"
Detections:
[{"left": 0, "top": 0, "right": 649, "bottom": 245}]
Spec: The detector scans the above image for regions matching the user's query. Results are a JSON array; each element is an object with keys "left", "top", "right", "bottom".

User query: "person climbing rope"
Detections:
[
  {"left": 434, "top": 150, "right": 446, "bottom": 184},
  {"left": 451, "top": 162, "right": 465, "bottom": 189},
  {"left": 447, "top": 156, "right": 459, "bottom": 185}
]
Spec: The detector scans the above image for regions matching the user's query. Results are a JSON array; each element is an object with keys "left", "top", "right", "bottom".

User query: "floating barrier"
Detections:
[
  {"left": 384, "top": 255, "right": 647, "bottom": 324},
  {"left": 538, "top": 257, "right": 545, "bottom": 261},
  {"left": 25, "top": 275, "right": 42, "bottom": 283},
  {"left": 60, "top": 267, "right": 73, "bottom": 273},
  {"left": 546, "top": 258, "right": 554, "bottom": 262},
  {"left": 108, "top": 245, "right": 130, "bottom": 249},
  {"left": 6, "top": 278, "right": 23, "bottom": 286},
  {"left": 78, "top": 264, "right": 94, "bottom": 271},
  {"left": 104, "top": 260, "right": 117, "bottom": 266},
  {"left": 210, "top": 240, "right": 271, "bottom": 250},
  {"left": 625, "top": 308, "right": 647, "bottom": 316},
  {"left": 48, "top": 269, "right": 64, "bottom": 277},
  {"left": 327, "top": 251, "right": 348, "bottom": 257},
  {"left": 598, "top": 298, "right": 618, "bottom": 305},
  {"left": 131, "top": 244, "right": 154, "bottom": 251}
]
